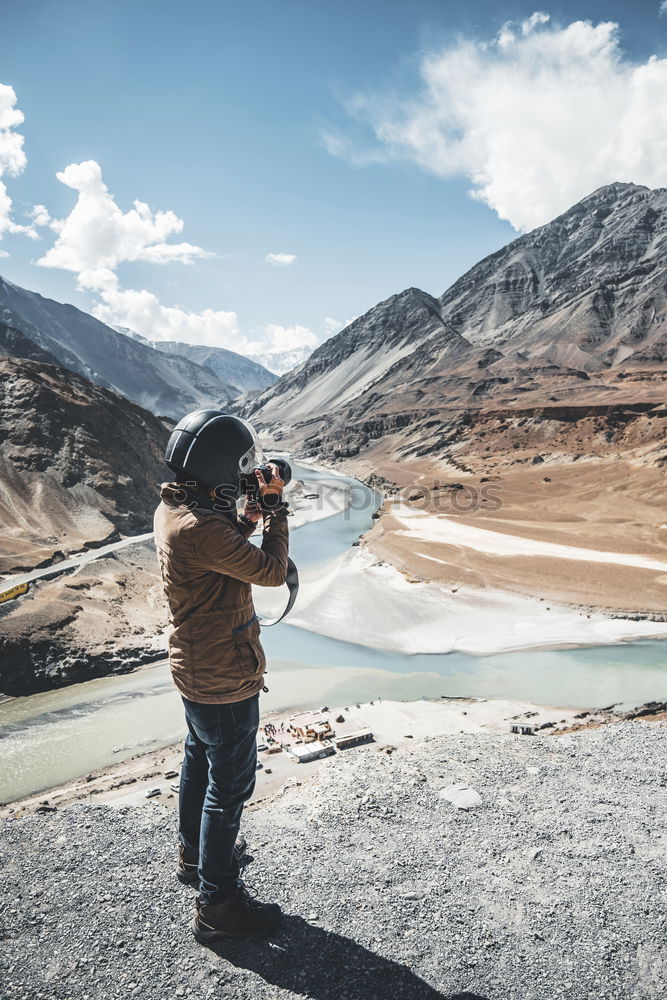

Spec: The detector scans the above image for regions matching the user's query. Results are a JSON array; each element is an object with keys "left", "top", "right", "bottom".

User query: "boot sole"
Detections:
[{"left": 191, "top": 914, "right": 281, "bottom": 943}]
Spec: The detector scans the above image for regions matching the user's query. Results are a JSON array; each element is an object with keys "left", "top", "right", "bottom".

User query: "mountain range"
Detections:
[
  {"left": 123, "top": 332, "right": 278, "bottom": 397},
  {"left": 0, "top": 278, "right": 277, "bottom": 690},
  {"left": 0, "top": 270, "right": 276, "bottom": 577},
  {"left": 1, "top": 181, "right": 666, "bottom": 692},
  {"left": 0, "top": 277, "right": 276, "bottom": 419},
  {"left": 0, "top": 339, "right": 171, "bottom": 575},
  {"left": 239, "top": 182, "right": 667, "bottom": 624},
  {"left": 245, "top": 182, "right": 666, "bottom": 470}
]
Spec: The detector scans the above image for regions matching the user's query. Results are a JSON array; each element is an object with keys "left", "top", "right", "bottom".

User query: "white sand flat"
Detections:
[
  {"left": 286, "top": 546, "right": 667, "bottom": 655},
  {"left": 391, "top": 502, "right": 667, "bottom": 573}
]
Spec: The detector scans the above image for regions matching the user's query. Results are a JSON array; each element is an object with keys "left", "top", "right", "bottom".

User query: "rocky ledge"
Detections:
[
  {"left": 0, "top": 720, "right": 665, "bottom": 999},
  {"left": 0, "top": 540, "right": 167, "bottom": 695}
]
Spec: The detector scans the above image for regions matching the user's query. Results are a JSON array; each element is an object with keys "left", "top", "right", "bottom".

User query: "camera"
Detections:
[{"left": 239, "top": 458, "right": 292, "bottom": 507}]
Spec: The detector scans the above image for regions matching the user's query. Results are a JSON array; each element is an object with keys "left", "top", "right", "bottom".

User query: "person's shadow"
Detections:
[{"left": 203, "top": 912, "right": 491, "bottom": 1000}]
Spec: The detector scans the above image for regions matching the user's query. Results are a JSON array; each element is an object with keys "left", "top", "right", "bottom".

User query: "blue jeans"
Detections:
[{"left": 179, "top": 693, "right": 259, "bottom": 904}]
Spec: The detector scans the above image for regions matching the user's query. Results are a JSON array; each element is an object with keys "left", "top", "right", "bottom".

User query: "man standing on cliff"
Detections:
[{"left": 153, "top": 410, "right": 289, "bottom": 943}]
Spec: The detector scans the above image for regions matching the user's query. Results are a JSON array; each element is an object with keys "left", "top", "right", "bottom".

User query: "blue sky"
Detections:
[{"left": 1, "top": 0, "right": 667, "bottom": 370}]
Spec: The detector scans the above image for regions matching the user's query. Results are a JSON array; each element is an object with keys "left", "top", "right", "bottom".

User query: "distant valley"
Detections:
[
  {"left": 1, "top": 181, "right": 666, "bottom": 693},
  {"left": 244, "top": 182, "right": 667, "bottom": 616},
  {"left": 0, "top": 280, "right": 276, "bottom": 692}
]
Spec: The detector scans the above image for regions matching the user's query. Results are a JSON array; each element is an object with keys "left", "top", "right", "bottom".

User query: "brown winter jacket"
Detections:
[{"left": 153, "top": 483, "right": 289, "bottom": 704}]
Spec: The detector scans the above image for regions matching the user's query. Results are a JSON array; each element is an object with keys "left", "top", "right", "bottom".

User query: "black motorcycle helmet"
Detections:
[{"left": 164, "top": 410, "right": 265, "bottom": 502}]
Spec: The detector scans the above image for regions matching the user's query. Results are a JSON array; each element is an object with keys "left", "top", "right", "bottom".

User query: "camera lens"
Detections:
[{"left": 269, "top": 458, "right": 292, "bottom": 487}]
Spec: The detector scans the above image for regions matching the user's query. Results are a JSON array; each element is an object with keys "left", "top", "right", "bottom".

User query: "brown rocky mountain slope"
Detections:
[
  {"left": 244, "top": 182, "right": 666, "bottom": 468},
  {"left": 243, "top": 183, "right": 667, "bottom": 615},
  {"left": 0, "top": 355, "right": 169, "bottom": 575},
  {"left": 0, "top": 319, "right": 62, "bottom": 367}
]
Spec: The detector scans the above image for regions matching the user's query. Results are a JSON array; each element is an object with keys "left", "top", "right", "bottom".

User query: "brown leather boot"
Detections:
[
  {"left": 176, "top": 835, "right": 247, "bottom": 887},
  {"left": 192, "top": 885, "right": 282, "bottom": 942}
]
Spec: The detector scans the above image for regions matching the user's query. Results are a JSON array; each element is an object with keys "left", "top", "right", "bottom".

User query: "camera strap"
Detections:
[{"left": 258, "top": 557, "right": 299, "bottom": 627}]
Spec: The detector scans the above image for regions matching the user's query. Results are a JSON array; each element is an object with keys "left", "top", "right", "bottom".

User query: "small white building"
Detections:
[
  {"left": 288, "top": 739, "right": 336, "bottom": 763},
  {"left": 333, "top": 729, "right": 374, "bottom": 750}
]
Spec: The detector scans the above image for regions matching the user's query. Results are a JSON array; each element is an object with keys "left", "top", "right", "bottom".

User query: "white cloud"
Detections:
[
  {"left": 319, "top": 128, "right": 389, "bottom": 168},
  {"left": 521, "top": 11, "right": 550, "bottom": 34},
  {"left": 31, "top": 156, "right": 320, "bottom": 367},
  {"left": 30, "top": 159, "right": 247, "bottom": 351},
  {"left": 243, "top": 323, "right": 319, "bottom": 373},
  {"left": 247, "top": 317, "right": 358, "bottom": 373},
  {"left": 661, "top": 2, "right": 667, "bottom": 16},
  {"left": 90, "top": 277, "right": 240, "bottom": 349},
  {"left": 28, "top": 203, "right": 59, "bottom": 230},
  {"left": 325, "top": 15, "right": 667, "bottom": 231},
  {"left": 37, "top": 160, "right": 211, "bottom": 278},
  {"left": 0, "top": 249, "right": 9, "bottom": 258},
  {"left": 0, "top": 84, "right": 39, "bottom": 240},
  {"left": 75, "top": 262, "right": 321, "bottom": 366},
  {"left": 323, "top": 316, "right": 356, "bottom": 337},
  {"left": 324, "top": 317, "right": 344, "bottom": 335},
  {"left": 0, "top": 183, "right": 13, "bottom": 236},
  {"left": 265, "top": 252, "right": 297, "bottom": 267},
  {"left": 0, "top": 84, "right": 26, "bottom": 176},
  {"left": 263, "top": 323, "right": 319, "bottom": 353}
]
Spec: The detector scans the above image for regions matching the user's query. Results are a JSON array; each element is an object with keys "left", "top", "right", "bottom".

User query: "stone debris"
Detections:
[{"left": 1, "top": 721, "right": 665, "bottom": 1000}]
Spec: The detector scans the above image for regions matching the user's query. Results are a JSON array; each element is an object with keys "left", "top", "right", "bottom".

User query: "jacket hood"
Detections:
[{"left": 160, "top": 482, "right": 191, "bottom": 507}]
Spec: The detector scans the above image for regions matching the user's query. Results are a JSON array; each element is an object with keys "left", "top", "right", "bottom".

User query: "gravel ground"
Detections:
[{"left": 1, "top": 722, "right": 665, "bottom": 1000}]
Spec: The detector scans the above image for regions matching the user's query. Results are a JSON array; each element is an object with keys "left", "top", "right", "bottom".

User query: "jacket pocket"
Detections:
[{"left": 232, "top": 614, "right": 266, "bottom": 678}]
